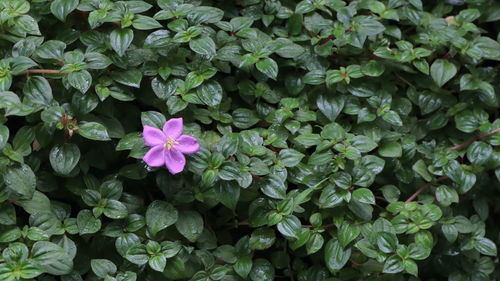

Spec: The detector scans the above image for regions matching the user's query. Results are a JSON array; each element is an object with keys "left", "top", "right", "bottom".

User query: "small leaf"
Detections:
[
  {"left": 77, "top": 210, "right": 101, "bottom": 235},
  {"left": 324, "top": 240, "right": 351, "bottom": 272},
  {"left": 175, "top": 210, "right": 204, "bottom": 242},
  {"left": 317, "top": 94, "right": 345, "bottom": 122},
  {"left": 2, "top": 164, "right": 36, "bottom": 200},
  {"left": 49, "top": 143, "right": 80, "bottom": 175},
  {"left": 378, "top": 142, "right": 402, "bottom": 157},
  {"left": 146, "top": 201, "right": 178, "bottom": 236},
  {"left": 50, "top": 0, "right": 79, "bottom": 21},
  {"left": 376, "top": 232, "right": 398, "bottom": 253},
  {"left": 352, "top": 188, "right": 375, "bottom": 204},
  {"left": 67, "top": 70, "right": 92, "bottom": 93},
  {"left": 23, "top": 76, "right": 53, "bottom": 106},
  {"left": 430, "top": 59, "right": 457, "bottom": 87},
  {"left": 91, "top": 259, "right": 117, "bottom": 278},
  {"left": 110, "top": 29, "right": 134, "bottom": 56},
  {"left": 256, "top": 58, "right": 278, "bottom": 79},
  {"left": 77, "top": 122, "right": 111, "bottom": 141},
  {"left": 189, "top": 36, "right": 216, "bottom": 57},
  {"left": 475, "top": 237, "right": 497, "bottom": 256},
  {"left": 249, "top": 228, "right": 276, "bottom": 250}
]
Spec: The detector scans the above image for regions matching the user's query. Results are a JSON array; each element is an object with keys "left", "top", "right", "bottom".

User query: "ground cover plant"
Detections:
[{"left": 0, "top": 0, "right": 500, "bottom": 280}]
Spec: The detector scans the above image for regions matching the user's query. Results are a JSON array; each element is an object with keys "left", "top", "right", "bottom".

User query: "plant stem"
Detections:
[
  {"left": 405, "top": 128, "right": 500, "bottom": 202},
  {"left": 404, "top": 176, "right": 449, "bottom": 203},
  {"left": 14, "top": 69, "right": 66, "bottom": 75},
  {"left": 304, "top": 223, "right": 335, "bottom": 229},
  {"left": 450, "top": 128, "right": 500, "bottom": 150}
]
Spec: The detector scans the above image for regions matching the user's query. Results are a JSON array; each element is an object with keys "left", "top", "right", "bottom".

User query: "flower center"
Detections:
[{"left": 164, "top": 136, "right": 179, "bottom": 150}]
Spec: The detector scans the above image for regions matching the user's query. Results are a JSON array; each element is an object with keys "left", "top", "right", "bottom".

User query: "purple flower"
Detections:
[{"left": 142, "top": 118, "right": 200, "bottom": 174}]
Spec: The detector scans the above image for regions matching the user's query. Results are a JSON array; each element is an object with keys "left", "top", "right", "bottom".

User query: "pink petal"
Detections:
[
  {"left": 143, "top": 126, "right": 166, "bottom": 146},
  {"left": 165, "top": 149, "right": 186, "bottom": 174},
  {"left": 176, "top": 135, "right": 200, "bottom": 154},
  {"left": 163, "top": 118, "right": 183, "bottom": 139},
  {"left": 143, "top": 145, "right": 166, "bottom": 167}
]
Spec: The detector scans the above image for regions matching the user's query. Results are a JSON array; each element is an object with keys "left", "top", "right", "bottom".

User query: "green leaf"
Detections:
[
  {"left": 277, "top": 215, "right": 301, "bottom": 239},
  {"left": 352, "top": 188, "right": 375, "bottom": 204},
  {"left": 146, "top": 201, "right": 178, "bottom": 236},
  {"left": 149, "top": 254, "right": 167, "bottom": 272},
  {"left": 2, "top": 164, "right": 36, "bottom": 200},
  {"left": 475, "top": 237, "right": 497, "bottom": 256},
  {"left": 91, "top": 259, "right": 117, "bottom": 278},
  {"left": 0, "top": 225, "right": 22, "bottom": 242},
  {"left": 249, "top": 259, "right": 274, "bottom": 281},
  {"left": 232, "top": 108, "right": 259, "bottom": 129},
  {"left": 324, "top": 240, "right": 351, "bottom": 272},
  {"left": 16, "top": 191, "right": 51, "bottom": 215},
  {"left": 278, "top": 149, "right": 304, "bottom": 167},
  {"left": 76, "top": 210, "right": 101, "bottom": 235},
  {"left": 23, "top": 76, "right": 53, "bottom": 106},
  {"left": 338, "top": 223, "right": 361, "bottom": 248},
  {"left": 317, "top": 94, "right": 345, "bottom": 122},
  {"left": 36, "top": 40, "right": 66, "bottom": 60},
  {"left": 190, "top": 36, "right": 216, "bottom": 57},
  {"left": 376, "top": 232, "right": 398, "bottom": 253},
  {"left": 430, "top": 59, "right": 457, "bottom": 87},
  {"left": 31, "top": 241, "right": 73, "bottom": 275},
  {"left": 67, "top": 70, "right": 92, "bottom": 93},
  {"left": 295, "top": 133, "right": 321, "bottom": 147},
  {"left": 133, "top": 15, "right": 162, "bottom": 30},
  {"left": 435, "top": 185, "right": 459, "bottom": 207},
  {"left": 234, "top": 255, "right": 252, "bottom": 278},
  {"left": 214, "top": 181, "right": 240, "bottom": 210},
  {"left": 404, "top": 259, "right": 418, "bottom": 276},
  {"left": 260, "top": 174, "right": 287, "bottom": 199},
  {"left": 378, "top": 142, "right": 402, "bottom": 157},
  {"left": 110, "top": 29, "right": 134, "bottom": 57},
  {"left": 49, "top": 143, "right": 80, "bottom": 175},
  {"left": 197, "top": 81, "right": 223, "bottom": 107},
  {"left": 77, "top": 122, "right": 111, "bottom": 141},
  {"left": 256, "top": 58, "right": 278, "bottom": 79},
  {"left": 141, "top": 111, "right": 166, "bottom": 128},
  {"left": 188, "top": 6, "right": 224, "bottom": 24},
  {"left": 351, "top": 135, "right": 378, "bottom": 152},
  {"left": 85, "top": 52, "right": 112, "bottom": 69},
  {"left": 175, "top": 210, "right": 204, "bottom": 242},
  {"left": 0, "top": 125, "right": 8, "bottom": 150},
  {"left": 250, "top": 228, "right": 276, "bottom": 250},
  {"left": 111, "top": 70, "right": 143, "bottom": 88},
  {"left": 412, "top": 159, "right": 432, "bottom": 181},
  {"left": 307, "top": 233, "right": 325, "bottom": 254},
  {"left": 50, "top": 0, "right": 79, "bottom": 21},
  {"left": 357, "top": 17, "right": 386, "bottom": 36},
  {"left": 383, "top": 256, "right": 404, "bottom": 273},
  {"left": 382, "top": 110, "right": 403, "bottom": 126},
  {"left": 319, "top": 186, "right": 343, "bottom": 208},
  {"left": 466, "top": 141, "right": 492, "bottom": 165},
  {"left": 103, "top": 200, "right": 128, "bottom": 219}
]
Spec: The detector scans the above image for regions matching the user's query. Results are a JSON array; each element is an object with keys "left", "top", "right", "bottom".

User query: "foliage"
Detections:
[{"left": 0, "top": 0, "right": 500, "bottom": 280}]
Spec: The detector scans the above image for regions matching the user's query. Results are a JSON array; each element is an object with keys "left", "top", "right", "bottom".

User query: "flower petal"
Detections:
[
  {"left": 163, "top": 118, "right": 183, "bottom": 139},
  {"left": 165, "top": 149, "right": 186, "bottom": 174},
  {"left": 143, "top": 145, "right": 165, "bottom": 167},
  {"left": 143, "top": 126, "right": 166, "bottom": 146},
  {"left": 176, "top": 135, "right": 200, "bottom": 154}
]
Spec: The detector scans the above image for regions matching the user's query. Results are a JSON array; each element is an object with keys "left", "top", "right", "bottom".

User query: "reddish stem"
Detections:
[
  {"left": 404, "top": 176, "right": 449, "bottom": 203},
  {"left": 405, "top": 128, "right": 500, "bottom": 202},
  {"left": 350, "top": 259, "right": 365, "bottom": 266},
  {"left": 14, "top": 69, "right": 66, "bottom": 75},
  {"left": 304, "top": 223, "right": 335, "bottom": 229},
  {"left": 450, "top": 128, "right": 500, "bottom": 151}
]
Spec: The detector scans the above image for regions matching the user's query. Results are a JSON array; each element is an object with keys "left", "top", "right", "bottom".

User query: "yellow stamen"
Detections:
[{"left": 164, "top": 136, "right": 179, "bottom": 150}]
